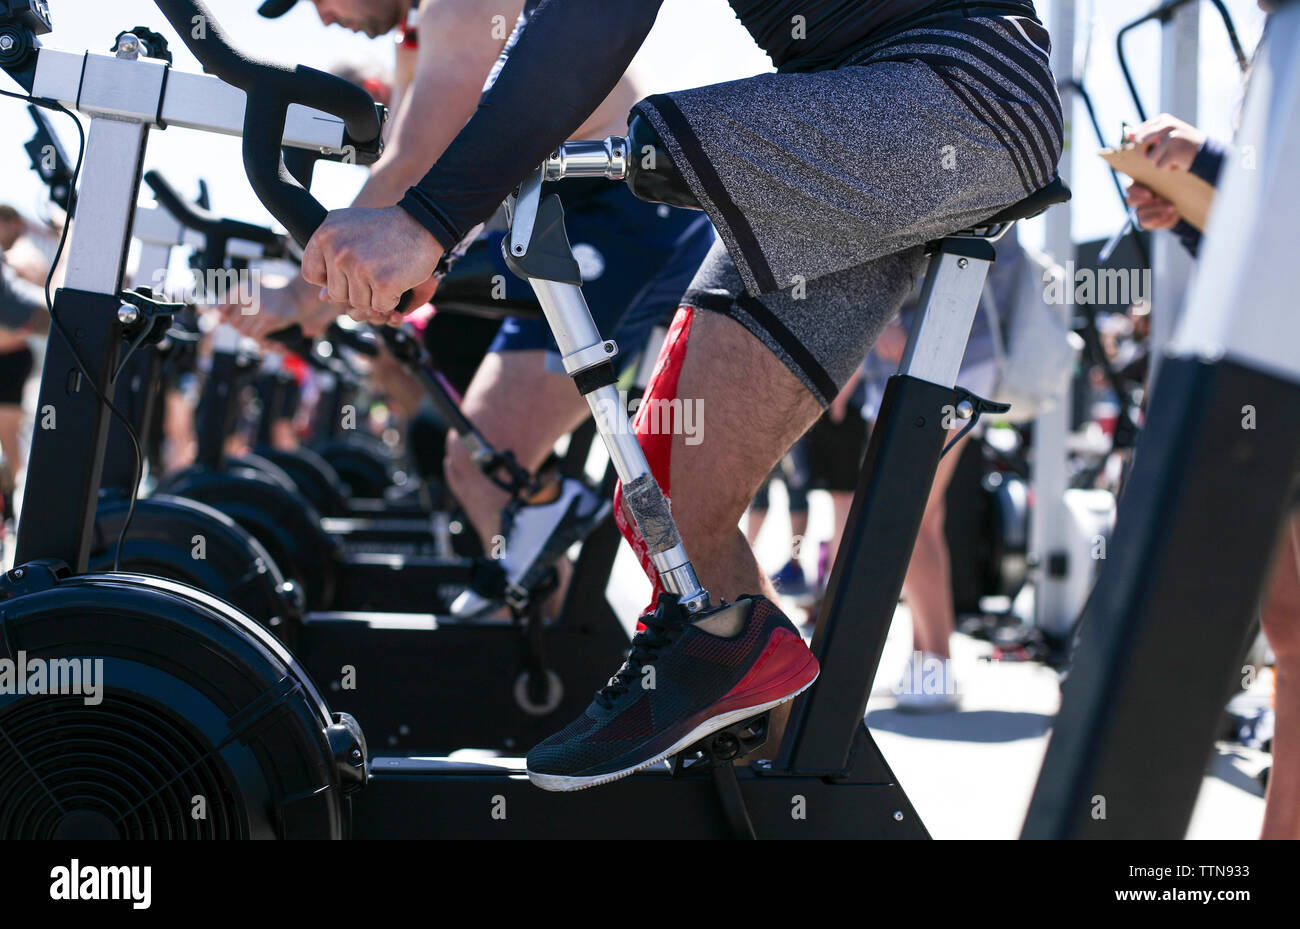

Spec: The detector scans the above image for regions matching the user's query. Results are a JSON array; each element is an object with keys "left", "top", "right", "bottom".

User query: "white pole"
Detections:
[
  {"left": 1148, "top": 1, "right": 1200, "bottom": 387},
  {"left": 1031, "top": 0, "right": 1078, "bottom": 639}
]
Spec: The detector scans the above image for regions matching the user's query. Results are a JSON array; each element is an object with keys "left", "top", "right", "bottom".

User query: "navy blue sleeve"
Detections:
[
  {"left": 1188, "top": 137, "right": 1226, "bottom": 187},
  {"left": 1171, "top": 219, "right": 1201, "bottom": 258},
  {"left": 1170, "top": 138, "right": 1226, "bottom": 259},
  {"left": 400, "top": 0, "right": 665, "bottom": 250}
]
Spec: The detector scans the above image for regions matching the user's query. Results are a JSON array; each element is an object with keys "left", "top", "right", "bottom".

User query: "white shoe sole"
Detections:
[{"left": 526, "top": 673, "right": 819, "bottom": 792}]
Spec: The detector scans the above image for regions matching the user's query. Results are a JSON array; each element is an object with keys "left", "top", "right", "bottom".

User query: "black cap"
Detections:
[{"left": 257, "top": 0, "right": 298, "bottom": 18}]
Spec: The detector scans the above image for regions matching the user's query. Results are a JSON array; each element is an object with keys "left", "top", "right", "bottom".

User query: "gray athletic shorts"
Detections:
[{"left": 631, "top": 14, "right": 1064, "bottom": 406}]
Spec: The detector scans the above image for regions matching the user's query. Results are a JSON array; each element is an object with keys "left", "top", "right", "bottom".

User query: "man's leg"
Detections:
[
  {"left": 0, "top": 404, "right": 26, "bottom": 483},
  {"left": 745, "top": 472, "right": 772, "bottom": 547},
  {"left": 528, "top": 305, "right": 825, "bottom": 789},
  {"left": 782, "top": 443, "right": 811, "bottom": 558},
  {"left": 443, "top": 349, "right": 588, "bottom": 545},
  {"left": 639, "top": 308, "right": 823, "bottom": 605}
]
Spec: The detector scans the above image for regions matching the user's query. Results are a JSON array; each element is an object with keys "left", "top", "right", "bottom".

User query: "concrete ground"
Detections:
[{"left": 605, "top": 479, "right": 1270, "bottom": 840}]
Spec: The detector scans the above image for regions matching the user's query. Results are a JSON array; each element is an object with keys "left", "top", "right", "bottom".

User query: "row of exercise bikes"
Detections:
[{"left": 0, "top": 0, "right": 1295, "bottom": 840}]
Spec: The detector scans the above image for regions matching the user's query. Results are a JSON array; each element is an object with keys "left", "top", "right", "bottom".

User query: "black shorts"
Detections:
[
  {"left": 0, "top": 346, "right": 33, "bottom": 405},
  {"left": 806, "top": 410, "right": 868, "bottom": 493}
]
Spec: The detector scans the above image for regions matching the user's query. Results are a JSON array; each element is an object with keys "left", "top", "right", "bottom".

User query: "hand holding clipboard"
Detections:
[{"left": 1101, "top": 117, "right": 1217, "bottom": 231}]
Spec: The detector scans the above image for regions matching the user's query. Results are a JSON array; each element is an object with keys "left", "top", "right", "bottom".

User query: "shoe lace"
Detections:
[{"left": 594, "top": 609, "right": 681, "bottom": 709}]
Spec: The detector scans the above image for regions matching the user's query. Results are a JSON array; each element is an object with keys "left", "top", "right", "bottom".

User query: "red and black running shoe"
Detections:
[{"left": 526, "top": 592, "right": 818, "bottom": 791}]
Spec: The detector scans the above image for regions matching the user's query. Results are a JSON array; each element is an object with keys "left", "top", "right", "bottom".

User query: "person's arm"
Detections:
[
  {"left": 0, "top": 261, "right": 46, "bottom": 331},
  {"left": 390, "top": 42, "right": 418, "bottom": 114},
  {"left": 1187, "top": 137, "right": 1227, "bottom": 186},
  {"left": 1128, "top": 116, "right": 1225, "bottom": 259},
  {"left": 236, "top": 0, "right": 526, "bottom": 334},
  {"left": 354, "top": 0, "right": 527, "bottom": 209},
  {"left": 4, "top": 236, "right": 49, "bottom": 287},
  {"left": 1167, "top": 137, "right": 1228, "bottom": 256},
  {"left": 399, "top": 0, "right": 665, "bottom": 250}
]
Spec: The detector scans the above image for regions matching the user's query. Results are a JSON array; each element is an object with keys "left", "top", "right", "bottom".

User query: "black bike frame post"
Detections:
[
  {"left": 1022, "top": 358, "right": 1300, "bottom": 838},
  {"left": 100, "top": 227, "right": 175, "bottom": 492},
  {"left": 194, "top": 326, "right": 245, "bottom": 469},
  {"left": 101, "top": 348, "right": 164, "bottom": 492},
  {"left": 779, "top": 237, "right": 995, "bottom": 773},
  {"left": 15, "top": 115, "right": 149, "bottom": 569},
  {"left": 254, "top": 354, "right": 289, "bottom": 447}
]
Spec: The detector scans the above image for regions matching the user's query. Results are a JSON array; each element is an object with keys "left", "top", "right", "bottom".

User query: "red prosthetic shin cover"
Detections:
[{"left": 614, "top": 306, "right": 695, "bottom": 612}]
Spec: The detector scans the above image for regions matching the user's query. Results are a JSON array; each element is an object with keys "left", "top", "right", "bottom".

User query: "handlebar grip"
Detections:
[
  {"left": 143, "top": 170, "right": 285, "bottom": 249},
  {"left": 239, "top": 94, "right": 328, "bottom": 246}
]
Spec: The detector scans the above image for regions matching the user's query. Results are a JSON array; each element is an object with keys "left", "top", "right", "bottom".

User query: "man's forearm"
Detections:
[
  {"left": 400, "top": 0, "right": 664, "bottom": 250},
  {"left": 351, "top": 0, "right": 526, "bottom": 210}
]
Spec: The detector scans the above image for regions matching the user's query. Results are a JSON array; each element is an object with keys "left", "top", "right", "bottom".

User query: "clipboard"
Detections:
[{"left": 1099, "top": 145, "right": 1216, "bottom": 231}]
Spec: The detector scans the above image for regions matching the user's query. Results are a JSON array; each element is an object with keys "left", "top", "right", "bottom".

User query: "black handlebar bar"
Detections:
[
  {"left": 328, "top": 323, "right": 380, "bottom": 357},
  {"left": 1114, "top": 0, "right": 1250, "bottom": 123},
  {"left": 152, "top": 0, "right": 381, "bottom": 247},
  {"left": 144, "top": 170, "right": 286, "bottom": 252}
]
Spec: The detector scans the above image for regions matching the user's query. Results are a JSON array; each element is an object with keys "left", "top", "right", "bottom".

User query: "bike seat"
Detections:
[
  {"left": 948, "top": 176, "right": 1072, "bottom": 239},
  {"left": 985, "top": 176, "right": 1072, "bottom": 224}
]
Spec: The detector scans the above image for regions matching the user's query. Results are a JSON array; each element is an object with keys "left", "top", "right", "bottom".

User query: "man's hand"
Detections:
[
  {"left": 1129, "top": 114, "right": 1206, "bottom": 173},
  {"left": 219, "top": 277, "right": 339, "bottom": 340},
  {"left": 1125, "top": 182, "right": 1180, "bottom": 230},
  {"left": 301, "top": 205, "right": 442, "bottom": 325}
]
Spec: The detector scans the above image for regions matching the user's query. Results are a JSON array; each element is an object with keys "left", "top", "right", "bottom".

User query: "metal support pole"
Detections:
[
  {"left": 14, "top": 118, "right": 148, "bottom": 567},
  {"left": 1148, "top": 0, "right": 1200, "bottom": 388},
  {"left": 527, "top": 278, "right": 708, "bottom": 611},
  {"left": 1031, "top": 0, "right": 1078, "bottom": 639}
]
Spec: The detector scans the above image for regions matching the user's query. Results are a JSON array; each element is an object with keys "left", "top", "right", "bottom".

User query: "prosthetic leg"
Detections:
[{"left": 502, "top": 140, "right": 712, "bottom": 618}]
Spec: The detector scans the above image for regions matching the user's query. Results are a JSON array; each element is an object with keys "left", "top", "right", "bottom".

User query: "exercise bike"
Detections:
[{"left": 0, "top": 0, "right": 1080, "bottom": 839}]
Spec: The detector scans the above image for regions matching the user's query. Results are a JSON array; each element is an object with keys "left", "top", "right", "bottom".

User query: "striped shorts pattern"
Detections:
[{"left": 632, "top": 14, "right": 1064, "bottom": 405}]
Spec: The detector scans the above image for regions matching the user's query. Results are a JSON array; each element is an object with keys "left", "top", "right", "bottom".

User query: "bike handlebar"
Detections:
[
  {"left": 152, "top": 0, "right": 381, "bottom": 247},
  {"left": 143, "top": 169, "right": 286, "bottom": 253}
]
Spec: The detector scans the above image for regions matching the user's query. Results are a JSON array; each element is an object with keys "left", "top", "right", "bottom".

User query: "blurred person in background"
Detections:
[
  {"left": 858, "top": 230, "right": 1026, "bottom": 711},
  {"left": 0, "top": 205, "right": 53, "bottom": 516},
  {"left": 746, "top": 443, "right": 813, "bottom": 601}
]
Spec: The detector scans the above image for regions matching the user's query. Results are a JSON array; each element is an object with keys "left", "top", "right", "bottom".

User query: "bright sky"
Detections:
[{"left": 0, "top": 0, "right": 1271, "bottom": 254}]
